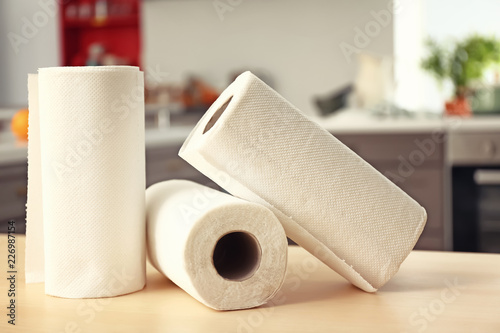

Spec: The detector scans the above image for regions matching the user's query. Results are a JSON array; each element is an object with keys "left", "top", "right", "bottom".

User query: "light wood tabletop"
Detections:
[{"left": 1, "top": 234, "right": 499, "bottom": 333}]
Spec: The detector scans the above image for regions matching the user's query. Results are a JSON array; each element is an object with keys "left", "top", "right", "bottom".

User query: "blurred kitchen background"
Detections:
[{"left": 1, "top": 0, "right": 499, "bottom": 253}]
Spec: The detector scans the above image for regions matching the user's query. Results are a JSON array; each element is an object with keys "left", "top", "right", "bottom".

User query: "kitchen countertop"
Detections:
[
  {"left": 311, "top": 109, "right": 500, "bottom": 134},
  {"left": 1, "top": 235, "right": 499, "bottom": 332},
  {"left": 2, "top": 108, "right": 500, "bottom": 166}
]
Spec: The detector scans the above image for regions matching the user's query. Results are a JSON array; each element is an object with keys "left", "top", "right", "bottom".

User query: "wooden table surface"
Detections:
[{"left": 1, "top": 235, "right": 499, "bottom": 333}]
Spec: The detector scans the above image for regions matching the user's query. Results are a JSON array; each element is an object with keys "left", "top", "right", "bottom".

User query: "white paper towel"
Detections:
[
  {"left": 26, "top": 66, "right": 146, "bottom": 298},
  {"left": 146, "top": 180, "right": 288, "bottom": 310},
  {"left": 179, "top": 71, "right": 427, "bottom": 292}
]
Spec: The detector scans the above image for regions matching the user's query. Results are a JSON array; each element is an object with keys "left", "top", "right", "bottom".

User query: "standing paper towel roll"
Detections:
[
  {"left": 26, "top": 66, "right": 146, "bottom": 298},
  {"left": 179, "top": 71, "right": 427, "bottom": 292},
  {"left": 146, "top": 180, "right": 288, "bottom": 310}
]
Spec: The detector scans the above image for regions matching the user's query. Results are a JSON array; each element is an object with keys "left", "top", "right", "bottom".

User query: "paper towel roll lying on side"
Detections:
[
  {"left": 179, "top": 71, "right": 427, "bottom": 292},
  {"left": 146, "top": 180, "right": 288, "bottom": 310},
  {"left": 26, "top": 66, "right": 146, "bottom": 298}
]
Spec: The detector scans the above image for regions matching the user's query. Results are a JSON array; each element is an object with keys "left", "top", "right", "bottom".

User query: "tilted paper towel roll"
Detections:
[
  {"left": 146, "top": 180, "right": 288, "bottom": 310},
  {"left": 179, "top": 71, "right": 427, "bottom": 292},
  {"left": 26, "top": 66, "right": 146, "bottom": 298}
]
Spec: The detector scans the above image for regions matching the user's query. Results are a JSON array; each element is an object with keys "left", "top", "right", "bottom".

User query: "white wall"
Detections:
[
  {"left": 0, "top": 0, "right": 60, "bottom": 108},
  {"left": 393, "top": 0, "right": 425, "bottom": 111},
  {"left": 424, "top": 0, "right": 500, "bottom": 40},
  {"left": 143, "top": 0, "right": 394, "bottom": 115}
]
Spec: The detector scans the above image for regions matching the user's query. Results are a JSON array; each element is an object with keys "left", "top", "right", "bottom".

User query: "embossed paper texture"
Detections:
[
  {"left": 26, "top": 67, "right": 146, "bottom": 298},
  {"left": 146, "top": 180, "right": 288, "bottom": 310},
  {"left": 179, "top": 71, "right": 427, "bottom": 292}
]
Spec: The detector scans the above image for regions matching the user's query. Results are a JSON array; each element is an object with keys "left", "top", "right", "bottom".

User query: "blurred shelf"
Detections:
[
  {"left": 63, "top": 15, "right": 139, "bottom": 28},
  {"left": 60, "top": 0, "right": 141, "bottom": 67}
]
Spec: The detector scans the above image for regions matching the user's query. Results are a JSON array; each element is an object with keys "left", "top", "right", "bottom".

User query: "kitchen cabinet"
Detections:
[
  {"left": 0, "top": 132, "right": 447, "bottom": 251},
  {"left": 146, "top": 144, "right": 219, "bottom": 190},
  {"left": 146, "top": 133, "right": 447, "bottom": 251},
  {"left": 60, "top": 0, "right": 141, "bottom": 67},
  {"left": 334, "top": 132, "right": 446, "bottom": 251},
  {"left": 0, "top": 144, "right": 219, "bottom": 232},
  {"left": 0, "top": 162, "right": 27, "bottom": 234}
]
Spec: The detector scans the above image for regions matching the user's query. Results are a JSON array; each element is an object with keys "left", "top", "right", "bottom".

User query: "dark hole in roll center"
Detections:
[
  {"left": 212, "top": 231, "right": 261, "bottom": 281},
  {"left": 203, "top": 96, "right": 232, "bottom": 134}
]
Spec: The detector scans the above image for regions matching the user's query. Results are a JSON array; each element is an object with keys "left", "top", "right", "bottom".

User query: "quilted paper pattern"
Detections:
[
  {"left": 27, "top": 66, "right": 146, "bottom": 298},
  {"left": 180, "top": 72, "right": 427, "bottom": 291}
]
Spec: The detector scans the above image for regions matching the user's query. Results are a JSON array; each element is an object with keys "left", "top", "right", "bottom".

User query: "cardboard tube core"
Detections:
[
  {"left": 204, "top": 96, "right": 232, "bottom": 133},
  {"left": 212, "top": 231, "right": 261, "bottom": 281}
]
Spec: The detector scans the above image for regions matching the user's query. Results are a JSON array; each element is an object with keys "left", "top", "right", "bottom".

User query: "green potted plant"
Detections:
[{"left": 421, "top": 35, "right": 500, "bottom": 116}]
